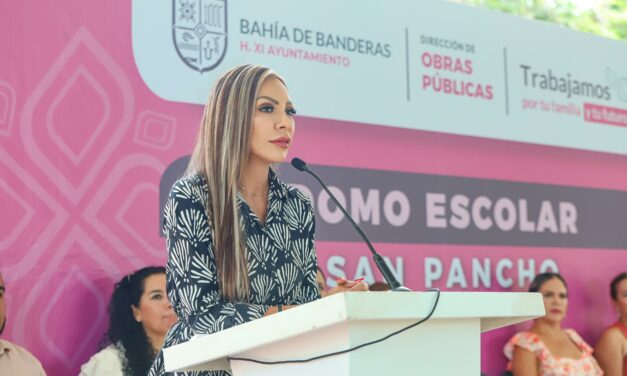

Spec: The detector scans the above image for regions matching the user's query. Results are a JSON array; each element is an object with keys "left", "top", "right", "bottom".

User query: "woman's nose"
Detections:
[
  {"left": 276, "top": 112, "right": 292, "bottom": 130},
  {"left": 550, "top": 297, "right": 561, "bottom": 304}
]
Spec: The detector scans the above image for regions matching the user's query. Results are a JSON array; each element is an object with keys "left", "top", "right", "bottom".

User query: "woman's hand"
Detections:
[{"left": 327, "top": 277, "right": 369, "bottom": 296}]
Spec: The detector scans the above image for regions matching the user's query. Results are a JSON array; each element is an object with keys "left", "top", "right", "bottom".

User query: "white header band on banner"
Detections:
[{"left": 132, "top": 0, "right": 627, "bottom": 156}]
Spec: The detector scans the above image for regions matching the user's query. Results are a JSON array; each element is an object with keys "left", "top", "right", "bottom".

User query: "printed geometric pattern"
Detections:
[
  {"left": 1, "top": 23, "right": 175, "bottom": 375},
  {"left": 149, "top": 170, "right": 320, "bottom": 376},
  {"left": 134, "top": 110, "right": 177, "bottom": 150},
  {"left": 0, "top": 80, "right": 16, "bottom": 137}
]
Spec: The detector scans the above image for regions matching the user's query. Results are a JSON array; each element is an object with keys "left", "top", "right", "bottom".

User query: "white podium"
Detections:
[{"left": 164, "top": 292, "right": 543, "bottom": 376}]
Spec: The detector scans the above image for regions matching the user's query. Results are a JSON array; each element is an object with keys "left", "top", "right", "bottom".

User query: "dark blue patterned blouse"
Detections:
[{"left": 149, "top": 169, "right": 320, "bottom": 376}]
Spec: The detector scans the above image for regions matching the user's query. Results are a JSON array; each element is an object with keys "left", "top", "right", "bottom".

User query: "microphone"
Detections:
[{"left": 291, "top": 158, "right": 410, "bottom": 292}]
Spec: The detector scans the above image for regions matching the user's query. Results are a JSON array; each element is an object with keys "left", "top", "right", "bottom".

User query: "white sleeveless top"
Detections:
[{"left": 79, "top": 344, "right": 124, "bottom": 376}]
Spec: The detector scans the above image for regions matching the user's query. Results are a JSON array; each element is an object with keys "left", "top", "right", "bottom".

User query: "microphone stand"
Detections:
[{"left": 291, "top": 158, "right": 411, "bottom": 292}]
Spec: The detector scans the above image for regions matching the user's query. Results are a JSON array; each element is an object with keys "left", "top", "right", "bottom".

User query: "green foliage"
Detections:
[{"left": 453, "top": 0, "right": 627, "bottom": 41}]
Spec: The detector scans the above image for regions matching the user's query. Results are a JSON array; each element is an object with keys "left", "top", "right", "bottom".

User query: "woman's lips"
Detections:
[
  {"left": 549, "top": 309, "right": 562, "bottom": 314},
  {"left": 270, "top": 138, "right": 290, "bottom": 148}
]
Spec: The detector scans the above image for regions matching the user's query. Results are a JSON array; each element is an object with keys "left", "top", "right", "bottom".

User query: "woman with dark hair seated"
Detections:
[
  {"left": 80, "top": 266, "right": 177, "bottom": 376},
  {"left": 595, "top": 272, "right": 627, "bottom": 376},
  {"left": 503, "top": 272, "right": 602, "bottom": 375}
]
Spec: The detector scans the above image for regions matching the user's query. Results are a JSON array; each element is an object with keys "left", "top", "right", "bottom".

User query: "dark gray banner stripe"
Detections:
[{"left": 160, "top": 159, "right": 627, "bottom": 249}]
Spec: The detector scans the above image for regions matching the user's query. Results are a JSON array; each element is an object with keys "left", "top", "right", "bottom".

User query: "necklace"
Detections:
[{"left": 238, "top": 185, "right": 268, "bottom": 197}]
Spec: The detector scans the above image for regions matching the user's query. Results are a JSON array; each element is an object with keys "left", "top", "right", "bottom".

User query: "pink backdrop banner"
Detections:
[{"left": 1, "top": 2, "right": 626, "bottom": 376}]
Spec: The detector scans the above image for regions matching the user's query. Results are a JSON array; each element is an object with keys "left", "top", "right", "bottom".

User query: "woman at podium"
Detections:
[
  {"left": 504, "top": 272, "right": 602, "bottom": 375},
  {"left": 148, "top": 65, "right": 368, "bottom": 376}
]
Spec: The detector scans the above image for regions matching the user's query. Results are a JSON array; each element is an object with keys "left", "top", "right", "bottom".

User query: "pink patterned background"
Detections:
[{"left": 1, "top": 2, "right": 626, "bottom": 376}]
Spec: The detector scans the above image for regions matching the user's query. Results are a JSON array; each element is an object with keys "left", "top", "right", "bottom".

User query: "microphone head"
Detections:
[{"left": 291, "top": 157, "right": 308, "bottom": 172}]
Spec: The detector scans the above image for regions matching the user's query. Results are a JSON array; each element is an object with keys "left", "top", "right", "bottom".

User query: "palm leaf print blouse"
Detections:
[{"left": 149, "top": 169, "right": 320, "bottom": 376}]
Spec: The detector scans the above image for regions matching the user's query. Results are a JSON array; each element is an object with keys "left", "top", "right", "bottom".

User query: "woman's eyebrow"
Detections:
[
  {"left": 256, "top": 95, "right": 279, "bottom": 104},
  {"left": 256, "top": 96, "right": 294, "bottom": 106}
]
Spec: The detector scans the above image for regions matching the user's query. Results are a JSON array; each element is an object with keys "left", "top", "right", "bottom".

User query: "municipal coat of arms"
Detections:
[{"left": 172, "top": 0, "right": 227, "bottom": 72}]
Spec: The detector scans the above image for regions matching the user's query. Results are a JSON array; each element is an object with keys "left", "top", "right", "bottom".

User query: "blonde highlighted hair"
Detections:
[{"left": 186, "top": 64, "right": 284, "bottom": 301}]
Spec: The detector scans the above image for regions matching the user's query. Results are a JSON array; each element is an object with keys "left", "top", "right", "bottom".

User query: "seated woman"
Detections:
[
  {"left": 80, "top": 266, "right": 177, "bottom": 376},
  {"left": 504, "top": 272, "right": 603, "bottom": 375},
  {"left": 595, "top": 272, "right": 627, "bottom": 376}
]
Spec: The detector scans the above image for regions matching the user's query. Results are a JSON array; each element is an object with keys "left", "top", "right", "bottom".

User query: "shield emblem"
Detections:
[{"left": 172, "top": 0, "right": 227, "bottom": 73}]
